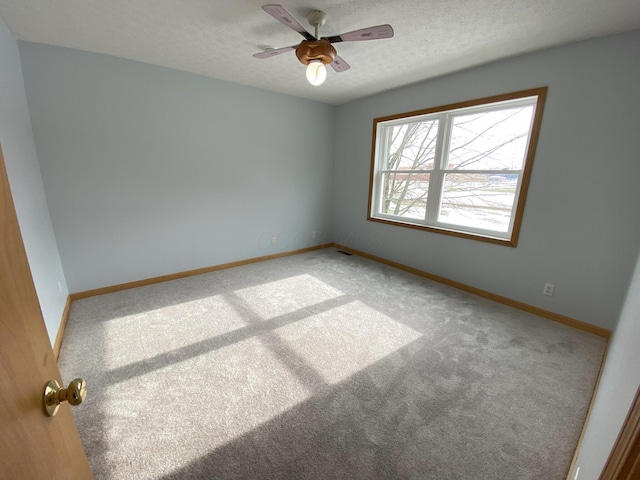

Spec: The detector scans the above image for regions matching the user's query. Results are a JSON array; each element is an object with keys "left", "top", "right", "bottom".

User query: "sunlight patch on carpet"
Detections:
[
  {"left": 100, "top": 335, "right": 314, "bottom": 477},
  {"left": 273, "top": 300, "right": 423, "bottom": 384},
  {"left": 100, "top": 294, "right": 250, "bottom": 369},
  {"left": 97, "top": 279, "right": 422, "bottom": 478},
  {"left": 234, "top": 274, "right": 344, "bottom": 319}
]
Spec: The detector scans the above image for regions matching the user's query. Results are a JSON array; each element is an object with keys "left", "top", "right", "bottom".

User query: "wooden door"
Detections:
[
  {"left": 600, "top": 385, "right": 640, "bottom": 480},
  {"left": 0, "top": 145, "right": 93, "bottom": 479}
]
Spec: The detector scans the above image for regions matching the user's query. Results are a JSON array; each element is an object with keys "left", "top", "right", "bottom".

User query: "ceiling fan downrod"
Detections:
[{"left": 307, "top": 9, "right": 326, "bottom": 40}]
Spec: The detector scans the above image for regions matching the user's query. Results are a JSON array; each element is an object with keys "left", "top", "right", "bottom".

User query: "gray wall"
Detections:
[
  {"left": 0, "top": 18, "right": 68, "bottom": 343},
  {"left": 573, "top": 249, "right": 640, "bottom": 478},
  {"left": 333, "top": 30, "right": 640, "bottom": 331},
  {"left": 19, "top": 43, "right": 335, "bottom": 293}
]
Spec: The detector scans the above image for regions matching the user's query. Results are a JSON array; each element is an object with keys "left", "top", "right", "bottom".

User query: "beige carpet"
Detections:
[{"left": 58, "top": 247, "right": 606, "bottom": 479}]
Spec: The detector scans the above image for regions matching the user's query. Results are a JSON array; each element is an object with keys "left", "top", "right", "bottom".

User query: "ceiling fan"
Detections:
[{"left": 253, "top": 4, "right": 394, "bottom": 86}]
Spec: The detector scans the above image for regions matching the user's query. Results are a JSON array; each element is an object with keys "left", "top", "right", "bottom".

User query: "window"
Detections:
[{"left": 368, "top": 87, "right": 547, "bottom": 246}]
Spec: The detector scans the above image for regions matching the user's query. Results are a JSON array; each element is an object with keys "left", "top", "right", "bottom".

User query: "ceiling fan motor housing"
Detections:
[{"left": 295, "top": 39, "right": 336, "bottom": 66}]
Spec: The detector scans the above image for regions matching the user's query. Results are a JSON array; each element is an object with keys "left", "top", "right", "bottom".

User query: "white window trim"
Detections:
[{"left": 368, "top": 87, "right": 548, "bottom": 247}]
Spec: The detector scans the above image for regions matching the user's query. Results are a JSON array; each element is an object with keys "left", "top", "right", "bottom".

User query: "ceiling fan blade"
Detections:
[
  {"left": 330, "top": 56, "right": 351, "bottom": 72},
  {"left": 325, "top": 24, "right": 394, "bottom": 43},
  {"left": 253, "top": 45, "right": 297, "bottom": 59},
  {"left": 262, "top": 4, "right": 315, "bottom": 41}
]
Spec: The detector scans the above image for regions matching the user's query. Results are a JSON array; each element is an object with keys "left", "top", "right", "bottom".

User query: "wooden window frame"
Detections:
[{"left": 367, "top": 87, "right": 548, "bottom": 247}]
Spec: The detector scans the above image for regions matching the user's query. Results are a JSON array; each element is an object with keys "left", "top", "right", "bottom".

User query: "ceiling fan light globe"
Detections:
[{"left": 306, "top": 60, "right": 327, "bottom": 86}]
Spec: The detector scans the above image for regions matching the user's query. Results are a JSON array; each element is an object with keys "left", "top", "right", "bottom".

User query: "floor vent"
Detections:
[{"left": 336, "top": 250, "right": 353, "bottom": 256}]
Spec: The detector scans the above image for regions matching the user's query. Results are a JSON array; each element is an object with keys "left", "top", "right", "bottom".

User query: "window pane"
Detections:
[
  {"left": 386, "top": 119, "right": 439, "bottom": 170},
  {"left": 438, "top": 173, "right": 518, "bottom": 232},
  {"left": 447, "top": 106, "right": 534, "bottom": 170},
  {"left": 380, "top": 172, "right": 429, "bottom": 220}
]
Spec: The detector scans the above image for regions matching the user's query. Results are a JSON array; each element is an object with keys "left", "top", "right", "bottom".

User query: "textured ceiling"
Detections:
[{"left": 1, "top": 0, "right": 639, "bottom": 105}]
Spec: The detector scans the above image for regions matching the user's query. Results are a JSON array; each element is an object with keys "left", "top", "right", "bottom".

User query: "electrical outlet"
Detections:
[
  {"left": 312, "top": 230, "right": 317, "bottom": 239},
  {"left": 271, "top": 236, "right": 277, "bottom": 245},
  {"left": 58, "top": 281, "right": 63, "bottom": 293},
  {"left": 543, "top": 283, "right": 555, "bottom": 296}
]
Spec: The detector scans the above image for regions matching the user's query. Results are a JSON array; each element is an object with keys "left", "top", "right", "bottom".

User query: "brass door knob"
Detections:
[{"left": 44, "top": 378, "right": 87, "bottom": 417}]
